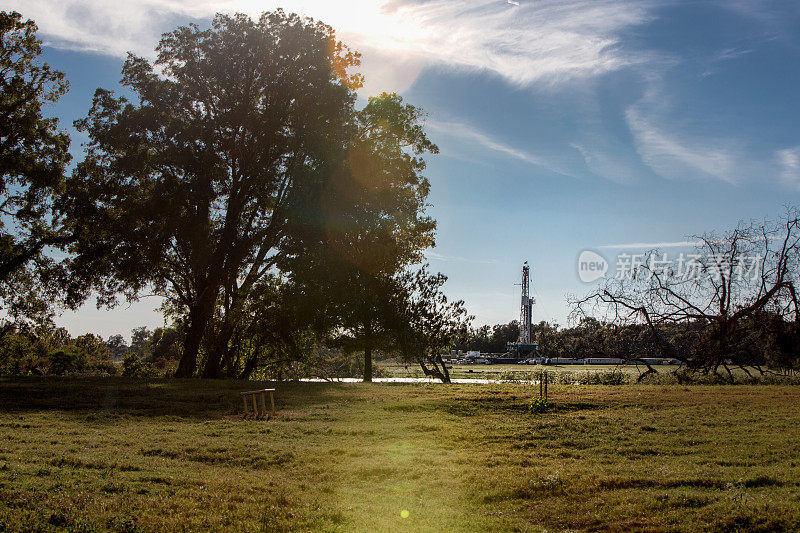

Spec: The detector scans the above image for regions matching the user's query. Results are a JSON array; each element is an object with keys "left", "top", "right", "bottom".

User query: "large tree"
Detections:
[
  {"left": 289, "top": 94, "right": 438, "bottom": 382},
  {"left": 68, "top": 11, "right": 363, "bottom": 376},
  {"left": 0, "top": 11, "right": 71, "bottom": 333}
]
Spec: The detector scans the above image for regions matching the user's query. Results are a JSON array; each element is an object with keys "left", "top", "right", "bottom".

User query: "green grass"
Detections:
[
  {"left": 1, "top": 378, "right": 799, "bottom": 531},
  {"left": 381, "top": 362, "right": 786, "bottom": 385},
  {"left": 381, "top": 362, "right": 658, "bottom": 381}
]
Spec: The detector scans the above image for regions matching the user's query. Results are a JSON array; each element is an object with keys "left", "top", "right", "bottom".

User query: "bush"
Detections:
[
  {"left": 529, "top": 397, "right": 549, "bottom": 414},
  {"left": 93, "top": 360, "right": 120, "bottom": 376},
  {"left": 499, "top": 370, "right": 529, "bottom": 383},
  {"left": 48, "top": 350, "right": 86, "bottom": 376},
  {"left": 584, "top": 369, "right": 627, "bottom": 385},
  {"left": 280, "top": 350, "right": 392, "bottom": 381},
  {"left": 122, "top": 354, "right": 157, "bottom": 377}
]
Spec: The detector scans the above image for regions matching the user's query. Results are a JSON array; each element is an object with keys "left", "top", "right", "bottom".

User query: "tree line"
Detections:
[
  {"left": 0, "top": 10, "right": 471, "bottom": 382},
  {"left": 0, "top": 324, "right": 180, "bottom": 377},
  {"left": 458, "top": 314, "right": 798, "bottom": 378}
]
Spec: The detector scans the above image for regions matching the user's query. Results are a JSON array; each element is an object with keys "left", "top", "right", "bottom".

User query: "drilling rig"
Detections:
[{"left": 507, "top": 261, "right": 539, "bottom": 358}]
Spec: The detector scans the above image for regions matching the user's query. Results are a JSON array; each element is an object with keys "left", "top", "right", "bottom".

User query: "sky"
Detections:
[{"left": 6, "top": 0, "right": 800, "bottom": 340}]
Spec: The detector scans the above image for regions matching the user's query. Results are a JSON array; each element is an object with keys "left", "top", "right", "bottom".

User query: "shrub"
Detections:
[
  {"left": 48, "top": 350, "right": 86, "bottom": 376},
  {"left": 529, "top": 397, "right": 549, "bottom": 414},
  {"left": 554, "top": 369, "right": 629, "bottom": 385},
  {"left": 584, "top": 369, "right": 627, "bottom": 385},
  {"left": 93, "top": 360, "right": 120, "bottom": 376},
  {"left": 122, "top": 354, "right": 157, "bottom": 377}
]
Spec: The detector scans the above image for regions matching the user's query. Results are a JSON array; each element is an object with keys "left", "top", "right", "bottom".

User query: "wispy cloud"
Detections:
[
  {"left": 700, "top": 47, "right": 754, "bottom": 78},
  {"left": 777, "top": 146, "right": 800, "bottom": 189},
  {"left": 429, "top": 120, "right": 541, "bottom": 165},
  {"left": 428, "top": 119, "right": 577, "bottom": 177},
  {"left": 425, "top": 250, "right": 504, "bottom": 265},
  {"left": 598, "top": 240, "right": 700, "bottom": 250},
  {"left": 722, "top": 1, "right": 800, "bottom": 48},
  {"left": 623, "top": 79, "right": 800, "bottom": 188},
  {"left": 599, "top": 232, "right": 789, "bottom": 250},
  {"left": 569, "top": 141, "right": 642, "bottom": 184},
  {"left": 621, "top": 77, "right": 765, "bottom": 185},
  {"left": 625, "top": 103, "right": 743, "bottom": 184},
  {"left": 9, "top": 0, "right": 657, "bottom": 94}
]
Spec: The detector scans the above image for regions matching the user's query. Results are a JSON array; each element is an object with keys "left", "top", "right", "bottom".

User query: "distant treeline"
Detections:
[
  {"left": 0, "top": 325, "right": 181, "bottom": 377},
  {"left": 458, "top": 315, "right": 799, "bottom": 375}
]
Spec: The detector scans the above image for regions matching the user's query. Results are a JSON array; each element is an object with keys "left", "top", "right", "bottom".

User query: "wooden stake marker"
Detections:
[{"left": 240, "top": 389, "right": 276, "bottom": 418}]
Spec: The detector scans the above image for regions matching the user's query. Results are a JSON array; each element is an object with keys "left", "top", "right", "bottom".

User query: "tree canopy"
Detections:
[
  {"left": 0, "top": 11, "right": 72, "bottom": 334},
  {"left": 67, "top": 11, "right": 445, "bottom": 378},
  {"left": 290, "top": 93, "right": 438, "bottom": 381},
  {"left": 67, "top": 11, "right": 369, "bottom": 376}
]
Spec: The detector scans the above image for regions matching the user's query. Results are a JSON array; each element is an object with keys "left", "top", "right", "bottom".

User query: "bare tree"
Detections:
[{"left": 571, "top": 208, "right": 800, "bottom": 382}]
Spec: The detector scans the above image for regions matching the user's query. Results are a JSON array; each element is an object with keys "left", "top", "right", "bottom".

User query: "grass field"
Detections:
[
  {"left": 379, "top": 363, "right": 677, "bottom": 382},
  {"left": 1, "top": 378, "right": 799, "bottom": 531},
  {"left": 379, "top": 363, "right": 782, "bottom": 385}
]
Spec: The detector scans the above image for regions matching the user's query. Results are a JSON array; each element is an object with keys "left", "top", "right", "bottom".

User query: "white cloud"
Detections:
[
  {"left": 8, "top": 0, "right": 656, "bottom": 94},
  {"left": 722, "top": 1, "right": 800, "bottom": 45},
  {"left": 570, "top": 141, "right": 642, "bottom": 184},
  {"left": 777, "top": 146, "right": 800, "bottom": 189},
  {"left": 428, "top": 119, "right": 577, "bottom": 177},
  {"left": 623, "top": 67, "right": 798, "bottom": 189},
  {"left": 624, "top": 84, "right": 750, "bottom": 184},
  {"left": 700, "top": 47, "right": 754, "bottom": 78},
  {"left": 428, "top": 120, "right": 543, "bottom": 165}
]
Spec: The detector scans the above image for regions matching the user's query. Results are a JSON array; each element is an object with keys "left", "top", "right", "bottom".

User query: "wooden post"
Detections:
[
  {"left": 544, "top": 371, "right": 548, "bottom": 400},
  {"left": 268, "top": 390, "right": 275, "bottom": 416},
  {"left": 242, "top": 394, "right": 249, "bottom": 416},
  {"left": 259, "top": 391, "right": 267, "bottom": 417},
  {"left": 252, "top": 393, "right": 259, "bottom": 417}
]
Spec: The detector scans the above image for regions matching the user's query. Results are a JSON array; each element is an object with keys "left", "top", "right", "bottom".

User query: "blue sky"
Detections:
[{"left": 6, "top": 0, "right": 800, "bottom": 339}]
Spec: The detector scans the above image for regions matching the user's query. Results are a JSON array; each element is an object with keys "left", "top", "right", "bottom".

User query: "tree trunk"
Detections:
[
  {"left": 175, "top": 287, "right": 218, "bottom": 378},
  {"left": 202, "top": 348, "right": 223, "bottom": 378},
  {"left": 363, "top": 346, "right": 373, "bottom": 382},
  {"left": 417, "top": 353, "right": 450, "bottom": 383},
  {"left": 202, "top": 319, "right": 235, "bottom": 378},
  {"left": 239, "top": 355, "right": 257, "bottom": 380},
  {"left": 436, "top": 354, "right": 451, "bottom": 383},
  {"left": 176, "top": 324, "right": 203, "bottom": 378}
]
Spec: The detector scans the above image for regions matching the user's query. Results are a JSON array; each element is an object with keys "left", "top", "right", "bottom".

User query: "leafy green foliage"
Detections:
[
  {"left": 0, "top": 11, "right": 72, "bottom": 330},
  {"left": 67, "top": 11, "right": 364, "bottom": 377},
  {"left": 47, "top": 349, "right": 85, "bottom": 376},
  {"left": 528, "top": 397, "right": 549, "bottom": 413},
  {"left": 121, "top": 353, "right": 157, "bottom": 378},
  {"left": 458, "top": 314, "right": 799, "bottom": 380},
  {"left": 393, "top": 265, "right": 472, "bottom": 382},
  {"left": 0, "top": 327, "right": 118, "bottom": 376},
  {"left": 288, "top": 93, "right": 439, "bottom": 382}
]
